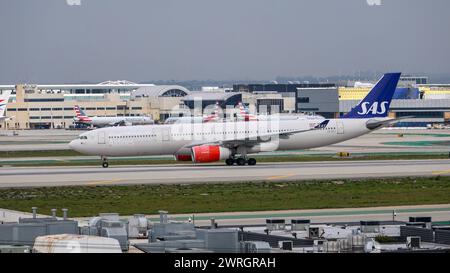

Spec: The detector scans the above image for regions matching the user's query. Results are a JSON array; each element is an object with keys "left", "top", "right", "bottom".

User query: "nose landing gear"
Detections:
[{"left": 101, "top": 156, "right": 109, "bottom": 168}]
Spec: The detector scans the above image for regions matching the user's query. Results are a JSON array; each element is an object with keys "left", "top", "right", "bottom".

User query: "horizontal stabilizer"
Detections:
[{"left": 366, "top": 116, "right": 415, "bottom": 130}]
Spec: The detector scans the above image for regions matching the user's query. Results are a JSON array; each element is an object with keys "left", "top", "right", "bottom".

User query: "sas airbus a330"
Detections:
[{"left": 70, "top": 73, "right": 403, "bottom": 168}]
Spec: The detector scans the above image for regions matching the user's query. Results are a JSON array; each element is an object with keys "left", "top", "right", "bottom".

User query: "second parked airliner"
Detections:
[{"left": 73, "top": 105, "right": 154, "bottom": 127}]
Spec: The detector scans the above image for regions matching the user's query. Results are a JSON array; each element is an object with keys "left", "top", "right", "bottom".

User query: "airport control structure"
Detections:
[{"left": 0, "top": 75, "right": 449, "bottom": 130}]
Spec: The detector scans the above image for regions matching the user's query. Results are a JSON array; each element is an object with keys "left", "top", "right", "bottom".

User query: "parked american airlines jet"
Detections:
[
  {"left": 70, "top": 73, "right": 403, "bottom": 168},
  {"left": 73, "top": 105, "right": 153, "bottom": 127},
  {"left": 236, "top": 102, "right": 324, "bottom": 122},
  {"left": 165, "top": 102, "right": 222, "bottom": 124},
  {"left": 0, "top": 91, "right": 12, "bottom": 122}
]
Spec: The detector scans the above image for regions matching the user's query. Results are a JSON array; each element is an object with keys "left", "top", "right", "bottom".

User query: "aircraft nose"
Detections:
[{"left": 68, "top": 139, "right": 78, "bottom": 150}]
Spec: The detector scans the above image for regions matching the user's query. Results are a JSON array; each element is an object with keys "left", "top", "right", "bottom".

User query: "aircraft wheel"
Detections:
[
  {"left": 236, "top": 158, "right": 246, "bottom": 166},
  {"left": 225, "top": 158, "right": 235, "bottom": 166},
  {"left": 247, "top": 158, "right": 257, "bottom": 166},
  {"left": 102, "top": 161, "right": 109, "bottom": 168}
]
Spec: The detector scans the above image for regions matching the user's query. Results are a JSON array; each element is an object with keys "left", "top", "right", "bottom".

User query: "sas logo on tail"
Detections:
[{"left": 357, "top": 101, "right": 389, "bottom": 115}]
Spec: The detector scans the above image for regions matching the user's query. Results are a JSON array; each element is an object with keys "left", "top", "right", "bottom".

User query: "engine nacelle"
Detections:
[
  {"left": 174, "top": 148, "right": 193, "bottom": 161},
  {"left": 191, "top": 145, "right": 232, "bottom": 163},
  {"left": 174, "top": 154, "right": 192, "bottom": 161}
]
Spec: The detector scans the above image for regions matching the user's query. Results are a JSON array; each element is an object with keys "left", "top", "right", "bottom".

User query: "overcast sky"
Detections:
[{"left": 0, "top": 0, "right": 449, "bottom": 83}]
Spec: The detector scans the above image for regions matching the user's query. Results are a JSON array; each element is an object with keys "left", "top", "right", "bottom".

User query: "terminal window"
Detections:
[
  {"left": 396, "top": 111, "right": 443, "bottom": 118},
  {"left": 298, "top": 97, "right": 310, "bottom": 103}
]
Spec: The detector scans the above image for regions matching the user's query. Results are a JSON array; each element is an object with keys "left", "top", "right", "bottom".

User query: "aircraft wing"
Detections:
[
  {"left": 110, "top": 120, "right": 125, "bottom": 126},
  {"left": 366, "top": 116, "right": 414, "bottom": 130},
  {"left": 110, "top": 120, "right": 132, "bottom": 127},
  {"left": 183, "top": 120, "right": 329, "bottom": 149}
]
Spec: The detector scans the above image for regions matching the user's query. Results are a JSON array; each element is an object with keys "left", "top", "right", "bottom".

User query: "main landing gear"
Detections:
[
  {"left": 225, "top": 157, "right": 257, "bottom": 166},
  {"left": 101, "top": 156, "right": 109, "bottom": 168}
]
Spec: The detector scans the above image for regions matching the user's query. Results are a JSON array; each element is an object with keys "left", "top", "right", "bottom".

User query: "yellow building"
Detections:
[{"left": 339, "top": 86, "right": 450, "bottom": 101}]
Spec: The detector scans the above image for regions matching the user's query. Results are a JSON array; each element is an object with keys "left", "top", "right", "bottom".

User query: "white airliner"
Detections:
[
  {"left": 0, "top": 91, "right": 12, "bottom": 122},
  {"left": 73, "top": 105, "right": 154, "bottom": 127},
  {"left": 165, "top": 102, "right": 320, "bottom": 125},
  {"left": 164, "top": 102, "right": 222, "bottom": 124},
  {"left": 236, "top": 101, "right": 325, "bottom": 122},
  {"left": 70, "top": 73, "right": 403, "bottom": 168}
]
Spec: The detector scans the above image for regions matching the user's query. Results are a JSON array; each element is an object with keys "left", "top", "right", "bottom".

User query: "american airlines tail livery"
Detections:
[
  {"left": 73, "top": 105, "right": 154, "bottom": 127},
  {"left": 70, "top": 73, "right": 402, "bottom": 168},
  {"left": 0, "top": 91, "right": 12, "bottom": 122},
  {"left": 237, "top": 102, "right": 258, "bottom": 121}
]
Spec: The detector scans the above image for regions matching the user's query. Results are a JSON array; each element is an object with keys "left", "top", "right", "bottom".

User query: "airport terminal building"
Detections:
[
  {"left": 235, "top": 80, "right": 450, "bottom": 126},
  {"left": 0, "top": 83, "right": 191, "bottom": 129},
  {"left": 1, "top": 77, "right": 450, "bottom": 129}
]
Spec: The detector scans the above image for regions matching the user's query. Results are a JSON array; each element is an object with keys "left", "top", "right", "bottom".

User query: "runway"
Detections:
[{"left": 1, "top": 159, "right": 449, "bottom": 188}]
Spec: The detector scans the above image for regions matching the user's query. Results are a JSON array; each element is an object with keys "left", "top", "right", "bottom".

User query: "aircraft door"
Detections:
[
  {"left": 162, "top": 127, "right": 170, "bottom": 141},
  {"left": 98, "top": 131, "right": 106, "bottom": 144},
  {"left": 336, "top": 121, "right": 344, "bottom": 134}
]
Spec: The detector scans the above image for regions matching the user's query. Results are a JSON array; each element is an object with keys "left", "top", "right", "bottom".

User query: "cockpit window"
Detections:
[{"left": 79, "top": 136, "right": 88, "bottom": 140}]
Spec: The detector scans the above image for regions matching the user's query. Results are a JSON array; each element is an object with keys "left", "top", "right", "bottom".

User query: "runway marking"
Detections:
[
  {"left": 267, "top": 173, "right": 296, "bottom": 180},
  {"left": 86, "top": 178, "right": 124, "bottom": 186},
  {"left": 432, "top": 169, "right": 450, "bottom": 175}
]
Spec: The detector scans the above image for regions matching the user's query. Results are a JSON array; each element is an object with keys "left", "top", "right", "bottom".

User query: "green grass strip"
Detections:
[{"left": 1, "top": 176, "right": 449, "bottom": 217}]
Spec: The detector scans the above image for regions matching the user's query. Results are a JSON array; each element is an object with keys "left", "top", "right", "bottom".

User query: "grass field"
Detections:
[{"left": 1, "top": 176, "right": 449, "bottom": 217}]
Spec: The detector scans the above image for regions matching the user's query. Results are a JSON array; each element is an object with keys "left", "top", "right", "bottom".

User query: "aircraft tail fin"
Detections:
[
  {"left": 0, "top": 91, "right": 11, "bottom": 117},
  {"left": 343, "top": 73, "right": 401, "bottom": 119},
  {"left": 74, "top": 105, "right": 88, "bottom": 118}
]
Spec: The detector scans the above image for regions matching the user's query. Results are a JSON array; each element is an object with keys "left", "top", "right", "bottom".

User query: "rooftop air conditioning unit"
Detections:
[
  {"left": 278, "top": 241, "right": 293, "bottom": 251},
  {"left": 407, "top": 236, "right": 421, "bottom": 249},
  {"left": 308, "top": 227, "right": 324, "bottom": 238}
]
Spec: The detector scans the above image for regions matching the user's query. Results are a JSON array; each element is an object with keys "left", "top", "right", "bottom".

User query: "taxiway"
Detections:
[{"left": 0, "top": 159, "right": 449, "bottom": 188}]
